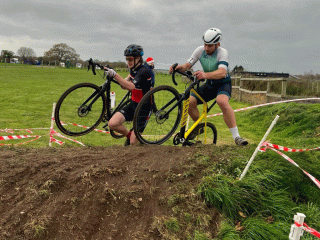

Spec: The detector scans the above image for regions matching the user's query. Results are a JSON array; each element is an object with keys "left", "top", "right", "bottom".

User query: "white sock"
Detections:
[{"left": 229, "top": 127, "right": 240, "bottom": 140}]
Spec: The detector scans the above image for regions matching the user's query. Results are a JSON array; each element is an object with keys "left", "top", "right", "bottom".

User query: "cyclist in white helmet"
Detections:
[{"left": 169, "top": 28, "right": 248, "bottom": 145}]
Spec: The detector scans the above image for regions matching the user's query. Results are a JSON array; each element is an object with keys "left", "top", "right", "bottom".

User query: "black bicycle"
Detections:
[
  {"left": 54, "top": 59, "right": 131, "bottom": 138},
  {"left": 133, "top": 64, "right": 217, "bottom": 146}
]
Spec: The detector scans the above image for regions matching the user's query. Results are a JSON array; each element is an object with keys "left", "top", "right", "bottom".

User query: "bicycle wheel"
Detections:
[
  {"left": 133, "top": 85, "right": 182, "bottom": 144},
  {"left": 109, "top": 99, "right": 132, "bottom": 139},
  {"left": 55, "top": 83, "right": 106, "bottom": 136},
  {"left": 186, "top": 122, "right": 217, "bottom": 145}
]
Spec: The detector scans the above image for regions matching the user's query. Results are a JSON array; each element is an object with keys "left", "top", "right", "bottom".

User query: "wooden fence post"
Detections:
[
  {"left": 239, "top": 78, "right": 243, "bottom": 101},
  {"left": 281, "top": 78, "right": 287, "bottom": 96},
  {"left": 267, "top": 81, "right": 271, "bottom": 93}
]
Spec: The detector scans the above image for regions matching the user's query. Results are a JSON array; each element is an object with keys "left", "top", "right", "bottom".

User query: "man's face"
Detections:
[{"left": 204, "top": 43, "right": 219, "bottom": 55}]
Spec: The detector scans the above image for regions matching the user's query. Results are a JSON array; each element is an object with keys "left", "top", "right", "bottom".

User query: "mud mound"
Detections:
[{"left": 0, "top": 145, "right": 220, "bottom": 240}]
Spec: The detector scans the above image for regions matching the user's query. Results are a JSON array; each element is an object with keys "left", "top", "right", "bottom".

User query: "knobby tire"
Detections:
[
  {"left": 55, "top": 83, "right": 106, "bottom": 136},
  {"left": 133, "top": 85, "right": 182, "bottom": 145}
]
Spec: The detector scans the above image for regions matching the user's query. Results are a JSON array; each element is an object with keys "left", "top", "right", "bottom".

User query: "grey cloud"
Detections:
[{"left": 1, "top": 0, "right": 319, "bottom": 74}]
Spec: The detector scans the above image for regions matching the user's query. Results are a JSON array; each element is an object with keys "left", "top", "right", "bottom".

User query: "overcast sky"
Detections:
[{"left": 1, "top": 0, "right": 319, "bottom": 75}]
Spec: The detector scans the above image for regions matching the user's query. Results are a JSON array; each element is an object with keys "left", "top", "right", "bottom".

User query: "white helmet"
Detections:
[{"left": 203, "top": 28, "right": 222, "bottom": 44}]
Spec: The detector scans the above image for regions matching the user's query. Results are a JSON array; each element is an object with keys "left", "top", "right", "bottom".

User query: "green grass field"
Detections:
[{"left": 1, "top": 64, "right": 320, "bottom": 239}]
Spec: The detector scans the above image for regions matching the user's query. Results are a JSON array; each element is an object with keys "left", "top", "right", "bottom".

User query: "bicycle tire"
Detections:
[
  {"left": 133, "top": 85, "right": 182, "bottom": 144},
  {"left": 55, "top": 83, "right": 106, "bottom": 136},
  {"left": 110, "top": 99, "right": 132, "bottom": 139},
  {"left": 186, "top": 122, "right": 217, "bottom": 145}
]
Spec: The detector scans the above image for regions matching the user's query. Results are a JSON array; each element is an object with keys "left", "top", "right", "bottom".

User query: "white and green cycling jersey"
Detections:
[{"left": 187, "top": 46, "right": 231, "bottom": 83}]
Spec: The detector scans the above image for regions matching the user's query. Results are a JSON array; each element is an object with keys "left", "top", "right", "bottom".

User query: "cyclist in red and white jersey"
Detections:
[
  {"left": 104, "top": 44, "right": 153, "bottom": 146},
  {"left": 169, "top": 28, "right": 248, "bottom": 145}
]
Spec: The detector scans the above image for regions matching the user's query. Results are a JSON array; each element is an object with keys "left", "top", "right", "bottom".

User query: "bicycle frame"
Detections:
[
  {"left": 170, "top": 66, "right": 217, "bottom": 145},
  {"left": 181, "top": 89, "right": 208, "bottom": 139},
  {"left": 153, "top": 81, "right": 216, "bottom": 145},
  {"left": 86, "top": 60, "right": 131, "bottom": 124},
  {"left": 133, "top": 65, "right": 218, "bottom": 145}
]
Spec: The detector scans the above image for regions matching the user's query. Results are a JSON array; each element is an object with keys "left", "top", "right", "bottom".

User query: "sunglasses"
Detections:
[{"left": 126, "top": 57, "right": 134, "bottom": 62}]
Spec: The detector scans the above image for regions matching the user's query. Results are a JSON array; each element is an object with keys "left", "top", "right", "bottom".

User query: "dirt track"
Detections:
[{"left": 0, "top": 145, "right": 220, "bottom": 239}]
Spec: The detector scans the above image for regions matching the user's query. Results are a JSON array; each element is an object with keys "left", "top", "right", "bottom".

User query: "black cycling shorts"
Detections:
[{"left": 191, "top": 80, "right": 232, "bottom": 104}]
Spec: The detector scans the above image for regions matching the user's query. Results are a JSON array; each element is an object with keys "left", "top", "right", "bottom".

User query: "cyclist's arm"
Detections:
[
  {"left": 178, "top": 62, "right": 192, "bottom": 72},
  {"left": 114, "top": 74, "right": 135, "bottom": 91},
  {"left": 194, "top": 67, "right": 227, "bottom": 80},
  {"left": 207, "top": 67, "right": 227, "bottom": 79}
]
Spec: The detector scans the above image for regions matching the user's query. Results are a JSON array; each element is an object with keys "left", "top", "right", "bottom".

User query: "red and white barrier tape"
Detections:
[
  {"left": 0, "top": 135, "right": 41, "bottom": 146},
  {"left": 50, "top": 135, "right": 64, "bottom": 145},
  {"left": 208, "top": 97, "right": 320, "bottom": 118},
  {"left": 49, "top": 129, "right": 85, "bottom": 146},
  {"left": 66, "top": 122, "right": 110, "bottom": 134},
  {"left": 260, "top": 142, "right": 320, "bottom": 190},
  {"left": 0, "top": 135, "right": 39, "bottom": 141},
  {"left": 295, "top": 222, "right": 320, "bottom": 238},
  {"left": 49, "top": 112, "right": 85, "bottom": 146},
  {"left": 94, "top": 128, "right": 110, "bottom": 134},
  {"left": 262, "top": 142, "right": 320, "bottom": 152},
  {"left": 0, "top": 128, "right": 49, "bottom": 133}
]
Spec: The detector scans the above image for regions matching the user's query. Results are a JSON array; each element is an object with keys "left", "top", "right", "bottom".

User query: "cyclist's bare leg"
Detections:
[
  {"left": 130, "top": 131, "right": 139, "bottom": 145},
  {"left": 216, "top": 94, "right": 236, "bottom": 128},
  {"left": 108, "top": 112, "right": 130, "bottom": 136},
  {"left": 217, "top": 94, "right": 248, "bottom": 145},
  {"left": 109, "top": 112, "right": 140, "bottom": 145},
  {"left": 188, "top": 96, "right": 200, "bottom": 121}
]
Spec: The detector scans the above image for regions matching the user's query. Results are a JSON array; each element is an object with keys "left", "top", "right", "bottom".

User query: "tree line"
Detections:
[
  {"left": 1, "top": 43, "right": 247, "bottom": 71},
  {"left": 0, "top": 43, "right": 127, "bottom": 68}
]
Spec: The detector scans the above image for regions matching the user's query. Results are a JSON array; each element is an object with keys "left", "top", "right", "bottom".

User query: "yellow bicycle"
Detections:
[{"left": 133, "top": 64, "right": 217, "bottom": 146}]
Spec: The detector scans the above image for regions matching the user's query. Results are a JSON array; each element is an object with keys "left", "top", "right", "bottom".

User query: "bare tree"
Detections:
[
  {"left": 17, "top": 47, "right": 36, "bottom": 61},
  {"left": 44, "top": 43, "right": 80, "bottom": 63}
]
